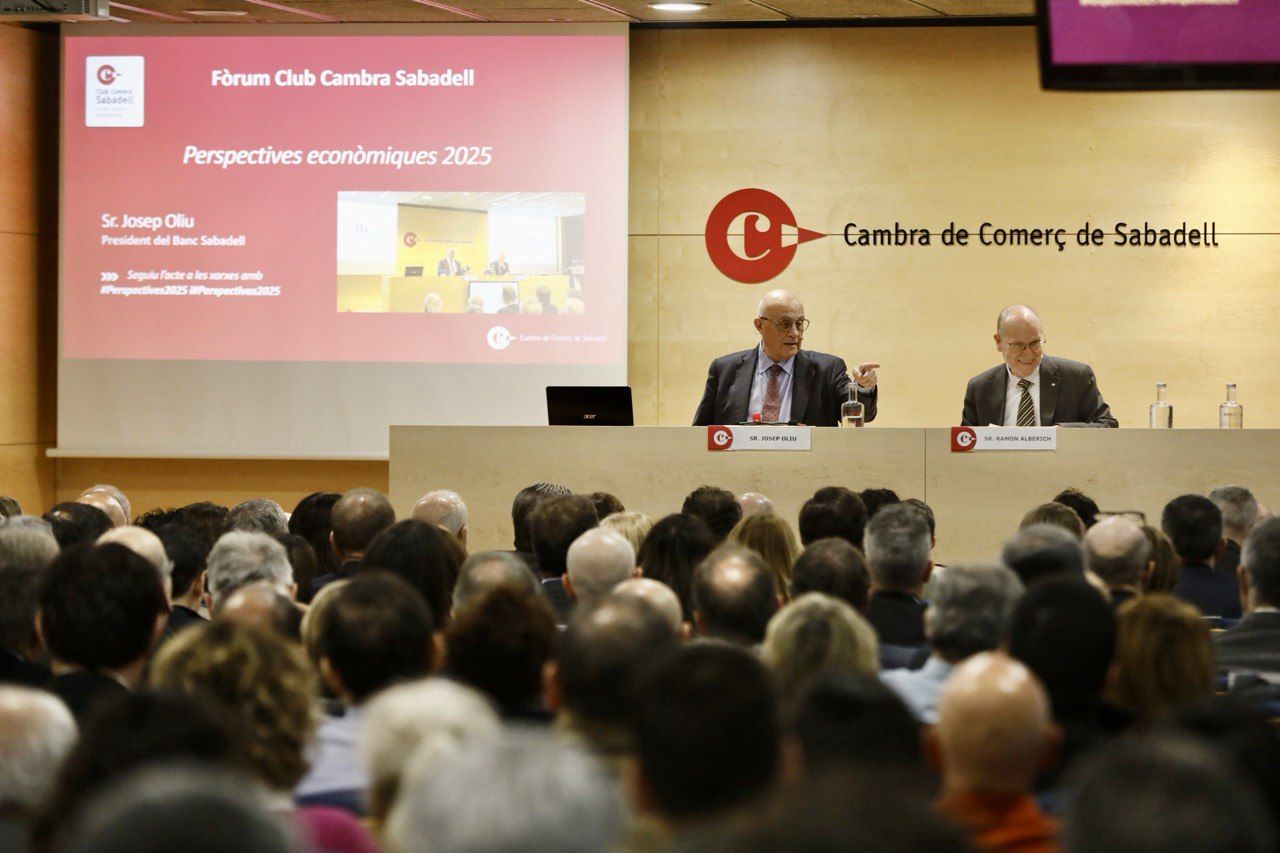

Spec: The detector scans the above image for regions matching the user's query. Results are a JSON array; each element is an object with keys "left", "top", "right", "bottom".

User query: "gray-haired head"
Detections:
[
  {"left": 610, "top": 578, "right": 684, "bottom": 637},
  {"left": 78, "top": 491, "right": 127, "bottom": 528},
  {"left": 926, "top": 564, "right": 1024, "bottom": 663},
  {"left": 205, "top": 531, "right": 293, "bottom": 608},
  {"left": 0, "top": 496, "right": 21, "bottom": 519},
  {"left": 385, "top": 729, "right": 624, "bottom": 853},
  {"left": 565, "top": 528, "right": 636, "bottom": 610},
  {"left": 0, "top": 685, "right": 77, "bottom": 813},
  {"left": 452, "top": 551, "right": 539, "bottom": 613},
  {"left": 1209, "top": 486, "right": 1259, "bottom": 541},
  {"left": 80, "top": 484, "right": 131, "bottom": 522},
  {"left": 1242, "top": 517, "right": 1280, "bottom": 609},
  {"left": 1001, "top": 523, "right": 1085, "bottom": 586},
  {"left": 0, "top": 521, "right": 60, "bottom": 652},
  {"left": 99, "top": 525, "right": 174, "bottom": 594},
  {"left": 225, "top": 498, "right": 289, "bottom": 537},
  {"left": 864, "top": 503, "right": 932, "bottom": 591},
  {"left": 412, "top": 490, "right": 468, "bottom": 538},
  {"left": 1085, "top": 516, "right": 1151, "bottom": 589}
]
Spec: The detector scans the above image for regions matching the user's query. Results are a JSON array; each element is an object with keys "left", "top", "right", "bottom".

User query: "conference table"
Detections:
[{"left": 389, "top": 427, "right": 1280, "bottom": 565}]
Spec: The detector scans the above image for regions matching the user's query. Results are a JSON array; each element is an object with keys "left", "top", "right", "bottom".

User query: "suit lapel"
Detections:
[
  {"left": 789, "top": 351, "right": 813, "bottom": 424},
  {"left": 985, "top": 368, "right": 1008, "bottom": 426},
  {"left": 1039, "top": 357, "right": 1060, "bottom": 426},
  {"left": 726, "top": 350, "right": 757, "bottom": 422}
]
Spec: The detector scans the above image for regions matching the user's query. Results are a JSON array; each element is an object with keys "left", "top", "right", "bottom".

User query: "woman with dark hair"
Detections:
[
  {"left": 274, "top": 533, "right": 321, "bottom": 606},
  {"left": 362, "top": 519, "right": 465, "bottom": 629},
  {"left": 289, "top": 492, "right": 341, "bottom": 587},
  {"left": 636, "top": 513, "right": 717, "bottom": 620}
]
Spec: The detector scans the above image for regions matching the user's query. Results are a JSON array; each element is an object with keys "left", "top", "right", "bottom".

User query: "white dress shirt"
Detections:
[
  {"left": 747, "top": 345, "right": 795, "bottom": 423},
  {"left": 1003, "top": 365, "right": 1040, "bottom": 426}
]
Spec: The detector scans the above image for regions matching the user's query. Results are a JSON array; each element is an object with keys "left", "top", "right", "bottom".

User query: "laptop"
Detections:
[
  {"left": 546, "top": 386, "right": 634, "bottom": 426},
  {"left": 404, "top": 266, "right": 424, "bottom": 277}
]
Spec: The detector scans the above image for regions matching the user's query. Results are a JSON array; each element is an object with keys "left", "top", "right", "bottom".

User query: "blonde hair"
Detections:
[
  {"left": 730, "top": 513, "right": 800, "bottom": 601},
  {"left": 150, "top": 621, "right": 318, "bottom": 790},
  {"left": 762, "top": 593, "right": 879, "bottom": 707},
  {"left": 600, "top": 512, "right": 654, "bottom": 556},
  {"left": 1114, "top": 594, "right": 1214, "bottom": 727}
]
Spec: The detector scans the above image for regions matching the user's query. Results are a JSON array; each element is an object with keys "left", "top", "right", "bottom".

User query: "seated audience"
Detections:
[
  {"left": 730, "top": 513, "right": 800, "bottom": 601},
  {"left": 39, "top": 544, "right": 168, "bottom": 721},
  {"left": 98, "top": 524, "right": 174, "bottom": 597},
  {"left": 301, "top": 580, "right": 349, "bottom": 678},
  {"left": 1209, "top": 485, "right": 1258, "bottom": 577},
  {"left": 1171, "top": 696, "right": 1280, "bottom": 830},
  {"left": 631, "top": 642, "right": 781, "bottom": 834},
  {"left": 289, "top": 492, "right": 341, "bottom": 591},
  {"left": 589, "top": 491, "right": 625, "bottom": 520},
  {"left": 411, "top": 490, "right": 468, "bottom": 548},
  {"left": 78, "top": 484, "right": 132, "bottom": 524},
  {"left": 77, "top": 490, "right": 127, "bottom": 528},
  {"left": 0, "top": 521, "right": 59, "bottom": 686},
  {"left": 273, "top": 533, "right": 320, "bottom": 607},
  {"left": 225, "top": 498, "right": 289, "bottom": 536},
  {"left": 600, "top": 511, "right": 653, "bottom": 555},
  {"left": 42, "top": 502, "right": 112, "bottom": 549},
  {"left": 564, "top": 527, "right": 639, "bottom": 610},
  {"left": 737, "top": 491, "right": 774, "bottom": 518},
  {"left": 1215, "top": 516, "right": 1280, "bottom": 679},
  {"left": 529, "top": 493, "right": 598, "bottom": 622},
  {"left": 790, "top": 537, "right": 871, "bottom": 612},
  {"left": 762, "top": 593, "right": 879, "bottom": 717},
  {"left": 0, "top": 686, "right": 77, "bottom": 848},
  {"left": 692, "top": 545, "right": 778, "bottom": 646},
  {"left": 296, "top": 573, "right": 436, "bottom": 814},
  {"left": 217, "top": 581, "right": 303, "bottom": 641},
  {"left": 363, "top": 519, "right": 465, "bottom": 629},
  {"left": 1140, "top": 524, "right": 1180, "bottom": 593},
  {"left": 798, "top": 486, "right": 868, "bottom": 549},
  {"left": 930, "top": 653, "right": 1062, "bottom": 853},
  {"left": 859, "top": 488, "right": 900, "bottom": 520},
  {"left": 1020, "top": 502, "right": 1086, "bottom": 539},
  {"left": 153, "top": 524, "right": 210, "bottom": 639},
  {"left": 681, "top": 485, "right": 743, "bottom": 544},
  {"left": 1084, "top": 515, "right": 1151, "bottom": 607},
  {"left": 883, "top": 564, "right": 1022, "bottom": 724},
  {"left": 451, "top": 550, "right": 539, "bottom": 615},
  {"left": 1053, "top": 487, "right": 1100, "bottom": 529},
  {"left": 610, "top": 577, "right": 686, "bottom": 639},
  {"left": 637, "top": 513, "right": 716, "bottom": 620},
  {"left": 313, "top": 488, "right": 396, "bottom": 594},
  {"left": 179, "top": 501, "right": 230, "bottom": 550},
  {"left": 1000, "top": 523, "right": 1085, "bottom": 587},
  {"left": 1113, "top": 594, "right": 1215, "bottom": 727},
  {"left": 444, "top": 586, "right": 557, "bottom": 719},
  {"left": 507, "top": 481, "right": 572, "bottom": 570},
  {"left": 205, "top": 531, "right": 295, "bottom": 610},
  {"left": 864, "top": 504, "right": 933, "bottom": 658},
  {"left": 1164, "top": 493, "right": 1240, "bottom": 619}
]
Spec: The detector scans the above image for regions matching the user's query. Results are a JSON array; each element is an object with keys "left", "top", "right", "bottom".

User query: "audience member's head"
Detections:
[
  {"left": 451, "top": 550, "right": 538, "bottom": 614},
  {"left": 1240, "top": 516, "right": 1280, "bottom": 610},
  {"left": 599, "top": 511, "right": 653, "bottom": 556},
  {"left": 564, "top": 527, "right": 636, "bottom": 609},
  {"left": 288, "top": 491, "right": 340, "bottom": 579},
  {"left": 444, "top": 586, "right": 557, "bottom": 715},
  {"left": 1209, "top": 485, "right": 1258, "bottom": 544},
  {"left": 682, "top": 486, "right": 743, "bottom": 543},
  {"left": 271, "top": 532, "right": 319, "bottom": 604},
  {"left": 153, "top": 524, "right": 210, "bottom": 607},
  {"left": 1008, "top": 576, "right": 1116, "bottom": 713},
  {"left": 1063, "top": 735, "right": 1276, "bottom": 853},
  {"left": 926, "top": 563, "right": 1023, "bottom": 663},
  {"left": 0, "top": 521, "right": 59, "bottom": 659},
  {"left": 224, "top": 498, "right": 289, "bottom": 536},
  {"left": 1113, "top": 594, "right": 1214, "bottom": 727},
  {"left": 864, "top": 503, "right": 932, "bottom": 594},
  {"left": 510, "top": 482, "right": 571, "bottom": 553},
  {"left": 762, "top": 593, "right": 878, "bottom": 711},
  {"left": 609, "top": 578, "right": 684, "bottom": 638},
  {"left": 150, "top": 621, "right": 317, "bottom": 791},
  {"left": 1019, "top": 502, "right": 1086, "bottom": 538},
  {"left": 358, "top": 679, "right": 500, "bottom": 826},
  {"left": 736, "top": 491, "right": 774, "bottom": 518},
  {"left": 204, "top": 531, "right": 294, "bottom": 608},
  {"left": 39, "top": 543, "right": 168, "bottom": 678},
  {"left": 1085, "top": 515, "right": 1151, "bottom": 592},
  {"left": 0, "top": 686, "right": 77, "bottom": 816},
  {"left": 411, "top": 490, "right": 468, "bottom": 544},
  {"left": 0, "top": 495, "right": 21, "bottom": 519},
  {"left": 330, "top": 487, "right": 396, "bottom": 561},
  {"left": 902, "top": 497, "right": 936, "bottom": 543},
  {"left": 1140, "top": 524, "right": 1180, "bottom": 593},
  {"left": 730, "top": 513, "right": 800, "bottom": 600},
  {"left": 632, "top": 642, "right": 780, "bottom": 825},
  {"left": 1161, "top": 494, "right": 1224, "bottom": 563},
  {"left": 637, "top": 513, "right": 716, "bottom": 620},
  {"left": 791, "top": 538, "right": 871, "bottom": 612},
  {"left": 77, "top": 491, "right": 127, "bottom": 528},
  {"left": 589, "top": 491, "right": 625, "bottom": 520},
  {"left": 179, "top": 501, "right": 230, "bottom": 551},
  {"left": 386, "top": 731, "right": 624, "bottom": 853},
  {"left": 42, "top": 502, "right": 112, "bottom": 549},
  {"left": 216, "top": 581, "right": 303, "bottom": 641},
  {"left": 794, "top": 673, "right": 926, "bottom": 784},
  {"left": 363, "top": 519, "right": 464, "bottom": 629},
  {"left": 798, "top": 486, "right": 867, "bottom": 548},
  {"left": 692, "top": 545, "right": 778, "bottom": 645},
  {"left": 300, "top": 578, "right": 347, "bottom": 671},
  {"left": 529, "top": 494, "right": 598, "bottom": 579},
  {"left": 78, "top": 484, "right": 131, "bottom": 522},
  {"left": 98, "top": 525, "right": 173, "bottom": 596},
  {"left": 1053, "top": 487, "right": 1100, "bottom": 529},
  {"left": 1000, "top": 523, "right": 1085, "bottom": 586},
  {"left": 928, "top": 652, "right": 1058, "bottom": 796},
  {"left": 858, "top": 488, "right": 900, "bottom": 520}
]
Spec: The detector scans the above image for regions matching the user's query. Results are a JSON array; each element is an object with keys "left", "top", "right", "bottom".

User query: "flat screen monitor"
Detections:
[{"left": 546, "top": 386, "right": 633, "bottom": 426}]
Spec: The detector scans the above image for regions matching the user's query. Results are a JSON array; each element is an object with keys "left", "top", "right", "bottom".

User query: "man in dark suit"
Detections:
[
  {"left": 961, "top": 305, "right": 1117, "bottom": 428},
  {"left": 692, "top": 289, "right": 879, "bottom": 426},
  {"left": 436, "top": 249, "right": 467, "bottom": 277},
  {"left": 864, "top": 504, "right": 933, "bottom": 668},
  {"left": 0, "top": 521, "right": 59, "bottom": 688},
  {"left": 486, "top": 252, "right": 510, "bottom": 276},
  {"left": 1216, "top": 517, "right": 1280, "bottom": 676},
  {"left": 1164, "top": 494, "right": 1241, "bottom": 620}
]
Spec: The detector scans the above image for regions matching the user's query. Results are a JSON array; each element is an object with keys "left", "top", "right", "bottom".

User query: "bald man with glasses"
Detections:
[
  {"left": 961, "top": 305, "right": 1117, "bottom": 428},
  {"left": 692, "top": 289, "right": 880, "bottom": 427}
]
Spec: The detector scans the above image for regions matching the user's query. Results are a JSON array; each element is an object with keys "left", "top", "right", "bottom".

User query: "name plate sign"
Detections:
[
  {"left": 707, "top": 425, "right": 812, "bottom": 452},
  {"left": 951, "top": 426, "right": 1057, "bottom": 452}
]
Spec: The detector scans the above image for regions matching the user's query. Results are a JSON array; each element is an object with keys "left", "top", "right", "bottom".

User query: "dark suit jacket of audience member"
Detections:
[
  {"left": 1215, "top": 611, "right": 1280, "bottom": 676},
  {"left": 0, "top": 647, "right": 49, "bottom": 688},
  {"left": 540, "top": 577, "right": 573, "bottom": 625},
  {"left": 47, "top": 670, "right": 129, "bottom": 722},
  {"left": 961, "top": 355, "right": 1118, "bottom": 428},
  {"left": 312, "top": 559, "right": 361, "bottom": 596},
  {"left": 1214, "top": 539, "right": 1242, "bottom": 577},
  {"left": 162, "top": 604, "right": 207, "bottom": 640},
  {"left": 1173, "top": 560, "right": 1242, "bottom": 620},
  {"left": 865, "top": 590, "right": 928, "bottom": 648},
  {"left": 692, "top": 347, "right": 878, "bottom": 427}
]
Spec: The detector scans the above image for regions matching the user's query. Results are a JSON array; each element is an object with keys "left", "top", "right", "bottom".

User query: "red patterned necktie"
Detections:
[{"left": 762, "top": 364, "right": 783, "bottom": 422}]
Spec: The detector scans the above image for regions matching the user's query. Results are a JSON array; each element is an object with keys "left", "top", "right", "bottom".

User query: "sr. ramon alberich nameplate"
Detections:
[{"left": 951, "top": 426, "right": 1058, "bottom": 452}]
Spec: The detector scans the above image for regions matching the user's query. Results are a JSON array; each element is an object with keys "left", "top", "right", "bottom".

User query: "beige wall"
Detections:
[{"left": 15, "top": 24, "right": 1280, "bottom": 515}]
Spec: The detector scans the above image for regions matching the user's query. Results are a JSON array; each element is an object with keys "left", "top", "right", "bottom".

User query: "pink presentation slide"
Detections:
[{"left": 62, "top": 34, "right": 627, "bottom": 364}]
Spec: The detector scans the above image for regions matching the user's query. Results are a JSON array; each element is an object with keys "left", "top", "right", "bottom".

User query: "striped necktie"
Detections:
[{"left": 1016, "top": 378, "right": 1036, "bottom": 427}]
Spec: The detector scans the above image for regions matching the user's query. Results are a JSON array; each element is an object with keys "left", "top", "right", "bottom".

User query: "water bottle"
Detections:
[
  {"left": 1149, "top": 382, "right": 1173, "bottom": 429},
  {"left": 1219, "top": 383, "right": 1243, "bottom": 429},
  {"left": 840, "top": 383, "right": 864, "bottom": 428}
]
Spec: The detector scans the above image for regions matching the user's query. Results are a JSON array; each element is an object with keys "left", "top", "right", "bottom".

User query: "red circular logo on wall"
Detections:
[
  {"left": 704, "top": 189, "right": 825, "bottom": 284},
  {"left": 97, "top": 65, "right": 119, "bottom": 85},
  {"left": 403, "top": 232, "right": 418, "bottom": 247}
]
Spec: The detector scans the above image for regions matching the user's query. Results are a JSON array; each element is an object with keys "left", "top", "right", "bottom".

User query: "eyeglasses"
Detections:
[
  {"left": 1005, "top": 338, "right": 1045, "bottom": 355},
  {"left": 758, "top": 316, "right": 810, "bottom": 333}
]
